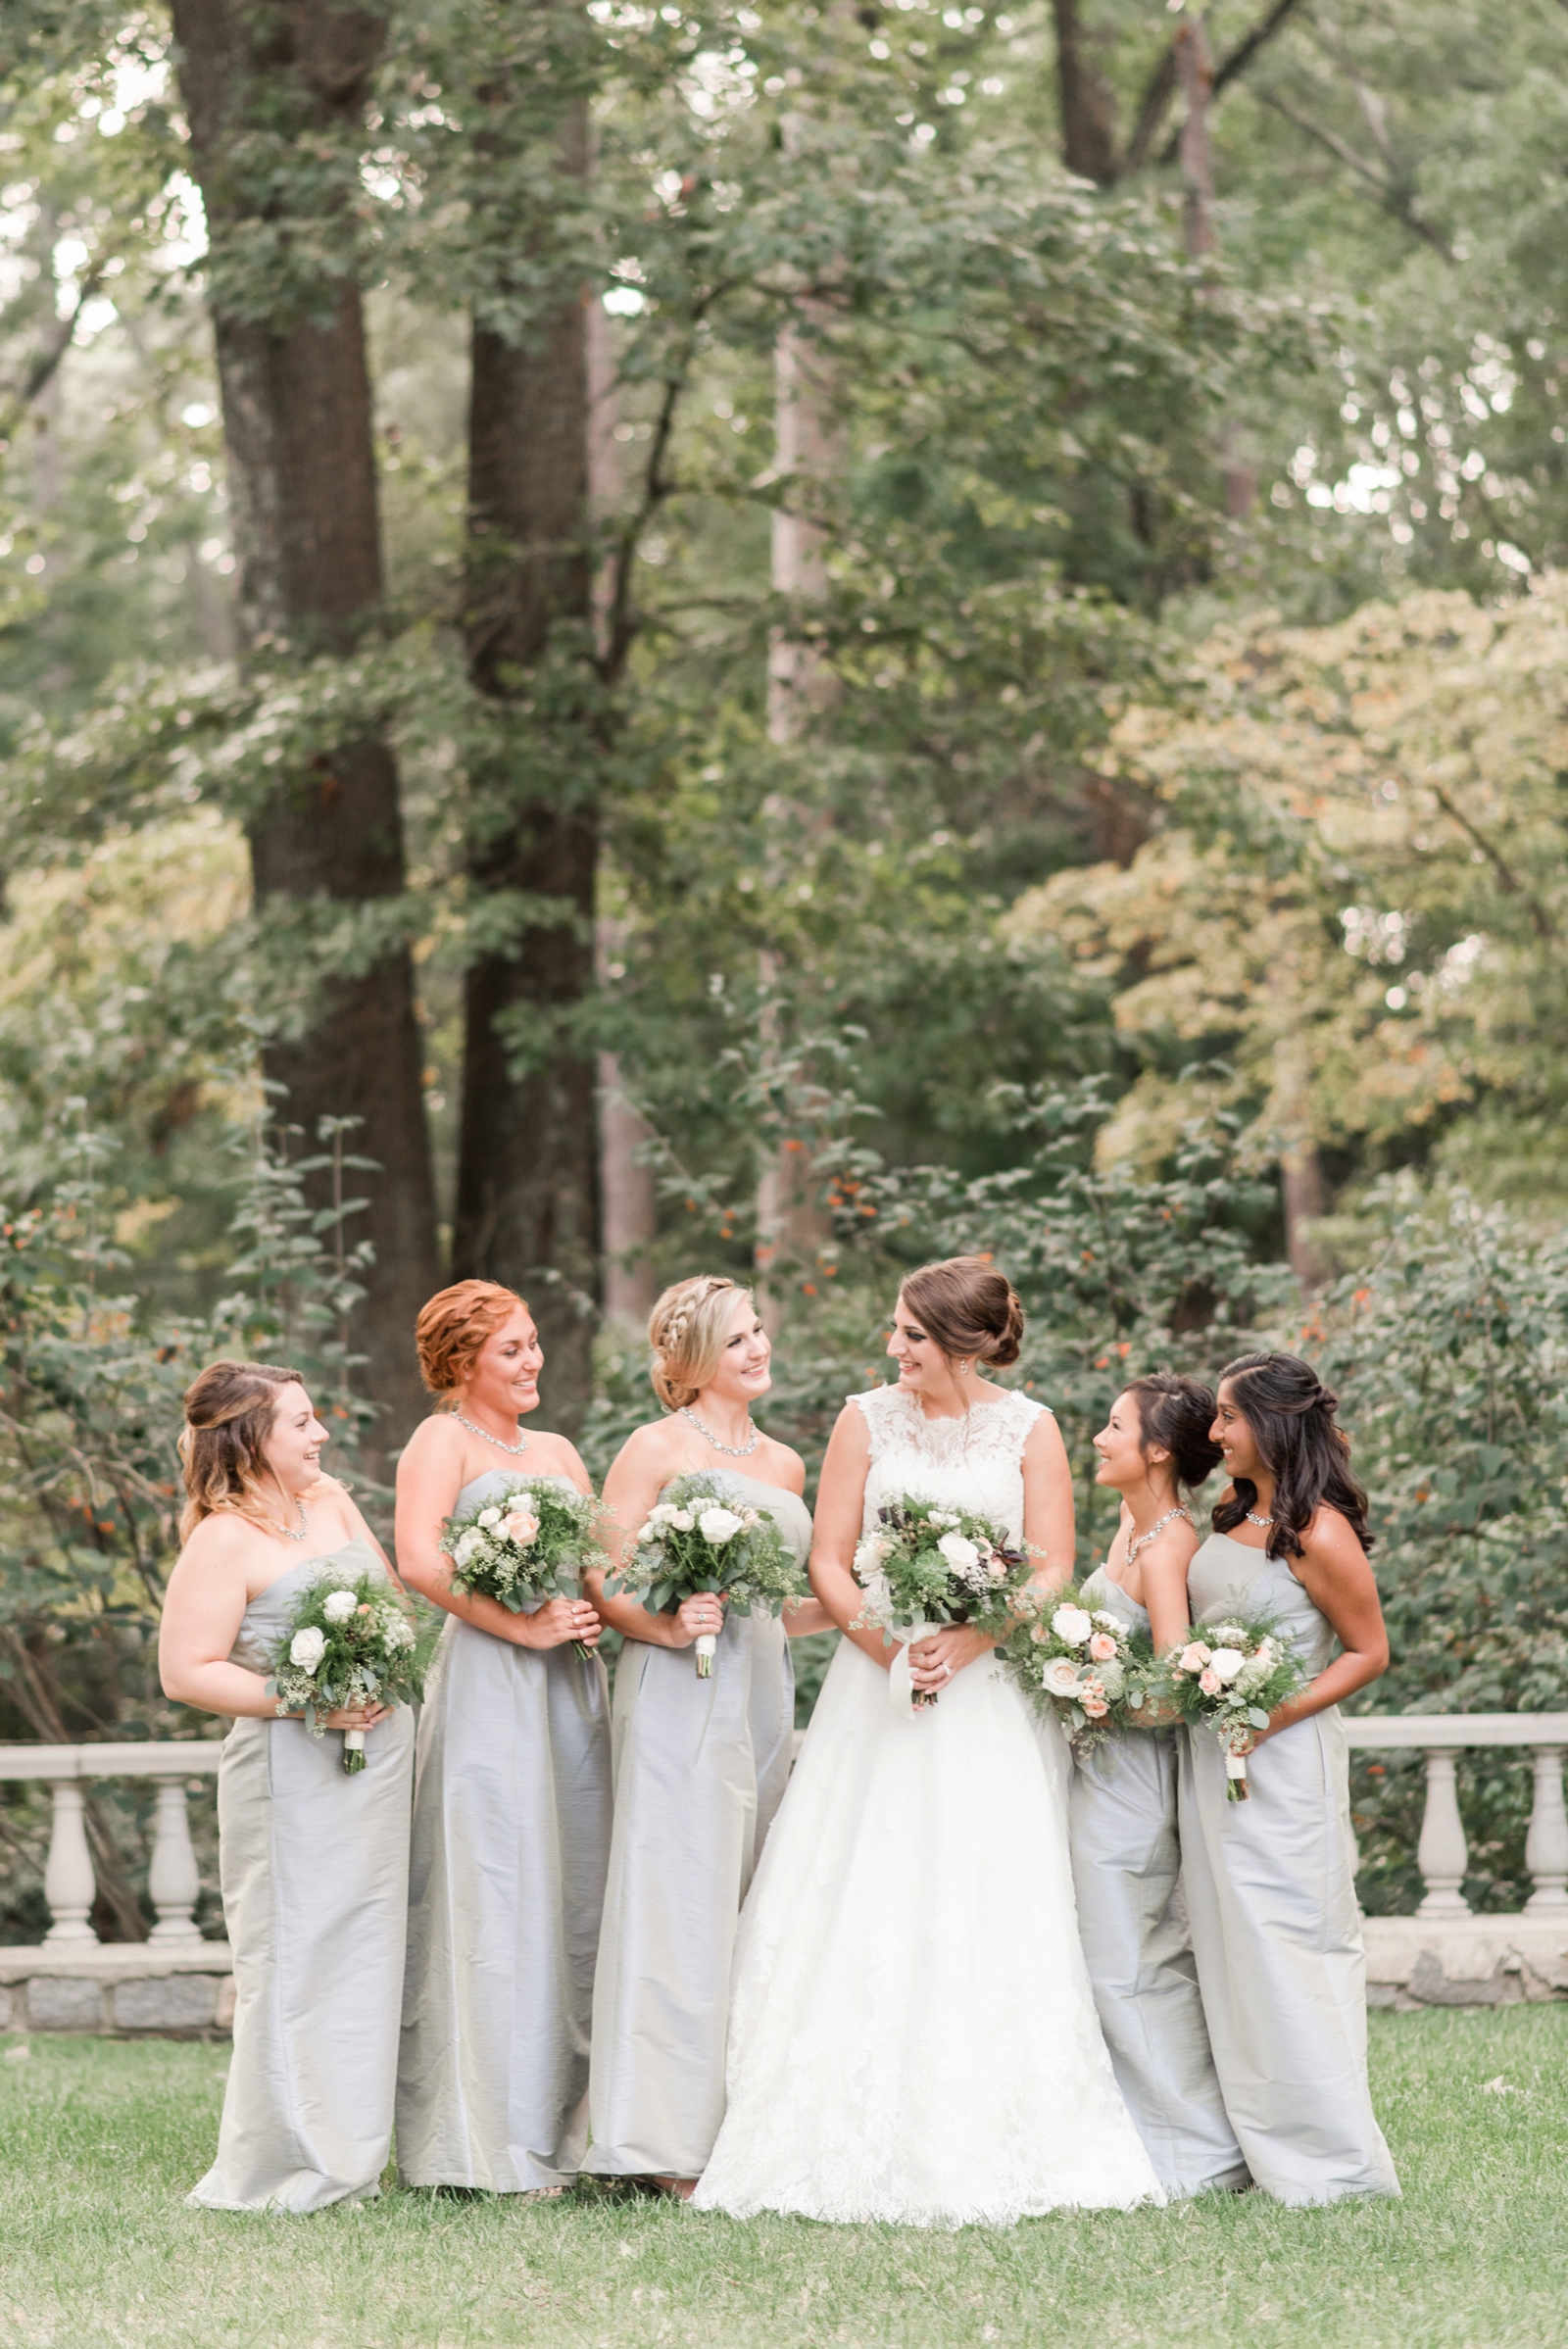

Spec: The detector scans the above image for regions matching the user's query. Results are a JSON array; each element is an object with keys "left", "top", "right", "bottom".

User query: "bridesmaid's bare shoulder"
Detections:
[{"left": 756, "top": 1432, "right": 806, "bottom": 1496}]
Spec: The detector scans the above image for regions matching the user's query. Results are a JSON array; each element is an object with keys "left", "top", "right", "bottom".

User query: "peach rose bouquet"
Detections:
[
  {"left": 1001, "top": 1584, "right": 1152, "bottom": 1754},
  {"left": 439, "top": 1477, "right": 608, "bottom": 1663}
]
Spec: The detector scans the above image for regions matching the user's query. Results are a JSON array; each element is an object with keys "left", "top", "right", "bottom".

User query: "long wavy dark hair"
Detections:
[{"left": 1211, "top": 1352, "right": 1372, "bottom": 1561}]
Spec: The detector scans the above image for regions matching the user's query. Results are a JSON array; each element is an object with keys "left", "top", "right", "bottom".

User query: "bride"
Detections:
[{"left": 693, "top": 1257, "right": 1161, "bottom": 2227}]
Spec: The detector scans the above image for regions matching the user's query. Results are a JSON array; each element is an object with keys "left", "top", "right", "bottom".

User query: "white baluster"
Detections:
[
  {"left": 1525, "top": 1745, "right": 1568, "bottom": 1914},
  {"left": 42, "top": 1779, "right": 100, "bottom": 1943},
  {"left": 147, "top": 1778, "right": 204, "bottom": 1944},
  {"left": 1416, "top": 1748, "right": 1471, "bottom": 1916}
]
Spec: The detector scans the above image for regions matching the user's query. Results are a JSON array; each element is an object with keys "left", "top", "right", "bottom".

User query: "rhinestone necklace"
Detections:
[
  {"left": 272, "top": 1495, "right": 310, "bottom": 1543},
  {"left": 680, "top": 1404, "right": 760, "bottom": 1458},
  {"left": 454, "top": 1409, "right": 529, "bottom": 1457},
  {"left": 1244, "top": 1508, "right": 1276, "bottom": 1530},
  {"left": 1125, "top": 1504, "right": 1191, "bottom": 1566}
]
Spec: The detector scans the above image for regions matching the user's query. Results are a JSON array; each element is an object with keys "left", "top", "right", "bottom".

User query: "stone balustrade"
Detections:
[{"left": 0, "top": 1741, "right": 231, "bottom": 2035}]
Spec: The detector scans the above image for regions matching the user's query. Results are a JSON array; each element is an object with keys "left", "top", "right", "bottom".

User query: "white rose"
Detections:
[
  {"left": 1051, "top": 1604, "right": 1094, "bottom": 1646},
  {"left": 454, "top": 1529, "right": 482, "bottom": 1566},
  {"left": 636, "top": 1520, "right": 657, "bottom": 1544},
  {"left": 1040, "top": 1656, "right": 1083, "bottom": 1699},
  {"left": 1092, "top": 1610, "right": 1120, "bottom": 1630},
  {"left": 477, "top": 1508, "right": 502, "bottom": 1529},
  {"left": 289, "top": 1626, "right": 326, "bottom": 1674},
  {"left": 668, "top": 1509, "right": 694, "bottom": 1533},
  {"left": 1209, "top": 1647, "right": 1246, "bottom": 1684},
  {"left": 650, "top": 1504, "right": 678, "bottom": 1527},
  {"left": 937, "top": 1531, "right": 980, "bottom": 1576},
  {"left": 321, "top": 1589, "right": 358, "bottom": 1624},
  {"left": 698, "top": 1505, "right": 745, "bottom": 1544},
  {"left": 853, "top": 1536, "right": 889, "bottom": 1577}
]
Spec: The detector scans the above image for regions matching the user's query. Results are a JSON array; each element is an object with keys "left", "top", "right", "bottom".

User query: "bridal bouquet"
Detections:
[
  {"left": 268, "top": 1568, "right": 435, "bottom": 1774},
  {"left": 605, "top": 1472, "right": 804, "bottom": 1676},
  {"left": 1001, "top": 1585, "right": 1152, "bottom": 1755},
  {"left": 1152, "top": 1617, "right": 1310, "bottom": 1799},
  {"left": 851, "top": 1494, "right": 1034, "bottom": 1708},
  {"left": 438, "top": 1477, "right": 608, "bottom": 1663}
]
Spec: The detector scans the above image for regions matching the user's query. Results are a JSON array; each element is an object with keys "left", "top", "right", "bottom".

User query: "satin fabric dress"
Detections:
[
  {"left": 188, "top": 1539, "right": 415, "bottom": 2213},
  {"left": 693, "top": 1386, "right": 1160, "bottom": 2227},
  {"left": 583, "top": 1470, "right": 810, "bottom": 2181},
  {"left": 1177, "top": 1532, "right": 1399, "bottom": 2205},
  {"left": 396, "top": 1472, "right": 612, "bottom": 2191},
  {"left": 1068, "top": 1566, "right": 1248, "bottom": 2198}
]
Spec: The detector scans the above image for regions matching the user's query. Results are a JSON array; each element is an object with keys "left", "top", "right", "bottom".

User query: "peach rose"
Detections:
[
  {"left": 1198, "top": 1667, "right": 1222, "bottom": 1696},
  {"left": 1179, "top": 1641, "right": 1212, "bottom": 1673},
  {"left": 1089, "top": 1632, "right": 1118, "bottom": 1663},
  {"left": 502, "top": 1511, "right": 540, "bottom": 1546}
]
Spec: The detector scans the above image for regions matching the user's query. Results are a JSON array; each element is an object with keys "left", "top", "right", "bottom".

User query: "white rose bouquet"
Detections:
[
  {"left": 851, "top": 1494, "right": 1035, "bottom": 1709},
  {"left": 268, "top": 1568, "right": 436, "bottom": 1774},
  {"left": 604, "top": 1471, "right": 805, "bottom": 1677},
  {"left": 438, "top": 1478, "right": 609, "bottom": 1663},
  {"left": 1152, "top": 1615, "right": 1310, "bottom": 1800},
  {"left": 999, "top": 1583, "right": 1152, "bottom": 1755}
]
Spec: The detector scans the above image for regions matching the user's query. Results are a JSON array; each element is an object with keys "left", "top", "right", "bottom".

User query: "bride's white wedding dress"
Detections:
[{"left": 692, "top": 1384, "right": 1162, "bottom": 2227}]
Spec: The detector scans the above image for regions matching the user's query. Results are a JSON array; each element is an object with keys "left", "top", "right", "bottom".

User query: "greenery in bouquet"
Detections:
[
  {"left": 605, "top": 1472, "right": 805, "bottom": 1677},
  {"left": 1152, "top": 1618, "right": 1311, "bottom": 1801},
  {"left": 852, "top": 1495, "right": 1036, "bottom": 1706},
  {"left": 1001, "top": 1585, "right": 1153, "bottom": 1756},
  {"left": 268, "top": 1569, "right": 437, "bottom": 1774},
  {"left": 439, "top": 1478, "right": 609, "bottom": 1663}
]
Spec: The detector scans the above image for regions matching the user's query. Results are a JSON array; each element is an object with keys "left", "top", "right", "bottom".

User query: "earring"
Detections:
[{"left": 957, "top": 1359, "right": 969, "bottom": 1376}]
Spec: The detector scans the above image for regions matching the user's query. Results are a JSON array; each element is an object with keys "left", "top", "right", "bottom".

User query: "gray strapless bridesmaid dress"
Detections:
[
  {"left": 188, "top": 1538, "right": 415, "bottom": 2212},
  {"left": 1177, "top": 1532, "right": 1400, "bottom": 2204},
  {"left": 397, "top": 1471, "right": 612, "bottom": 2191},
  {"left": 1067, "top": 1567, "right": 1248, "bottom": 2197},
  {"left": 583, "top": 1472, "right": 811, "bottom": 2180}
]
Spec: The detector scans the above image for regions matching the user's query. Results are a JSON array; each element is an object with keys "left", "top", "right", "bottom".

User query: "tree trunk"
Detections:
[
  {"left": 169, "top": 0, "right": 439, "bottom": 1454},
  {"left": 1052, "top": 0, "right": 1120, "bottom": 185},
  {"left": 452, "top": 103, "right": 600, "bottom": 1434}
]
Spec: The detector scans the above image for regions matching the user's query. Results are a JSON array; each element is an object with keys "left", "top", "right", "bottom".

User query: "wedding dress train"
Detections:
[{"left": 693, "top": 1384, "right": 1161, "bottom": 2227}]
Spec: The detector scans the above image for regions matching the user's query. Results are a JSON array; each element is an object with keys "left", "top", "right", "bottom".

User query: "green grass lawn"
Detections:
[{"left": 0, "top": 2009, "right": 1562, "bottom": 2349}]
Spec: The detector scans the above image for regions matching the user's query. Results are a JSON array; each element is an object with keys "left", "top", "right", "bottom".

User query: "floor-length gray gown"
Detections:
[
  {"left": 583, "top": 1471, "right": 812, "bottom": 2180},
  {"left": 1068, "top": 1567, "right": 1248, "bottom": 2197},
  {"left": 188, "top": 1539, "right": 415, "bottom": 2213},
  {"left": 397, "top": 1472, "right": 612, "bottom": 2191},
  {"left": 1177, "top": 1532, "right": 1400, "bottom": 2204}
]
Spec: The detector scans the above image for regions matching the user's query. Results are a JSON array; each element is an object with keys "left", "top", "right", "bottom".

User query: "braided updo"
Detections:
[{"left": 649, "top": 1275, "right": 755, "bottom": 1412}]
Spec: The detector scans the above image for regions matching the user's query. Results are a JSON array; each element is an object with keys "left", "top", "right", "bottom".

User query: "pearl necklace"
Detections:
[
  {"left": 1125, "top": 1504, "right": 1191, "bottom": 1566},
  {"left": 454, "top": 1409, "right": 529, "bottom": 1457},
  {"left": 680, "top": 1404, "right": 760, "bottom": 1458}
]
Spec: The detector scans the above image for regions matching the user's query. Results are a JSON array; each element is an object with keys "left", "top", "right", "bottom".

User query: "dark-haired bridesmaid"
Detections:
[
  {"left": 1178, "top": 1351, "right": 1398, "bottom": 2204},
  {"left": 1069, "top": 1376, "right": 1249, "bottom": 2199}
]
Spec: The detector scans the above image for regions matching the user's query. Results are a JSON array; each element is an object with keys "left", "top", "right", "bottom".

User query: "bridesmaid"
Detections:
[
  {"left": 1069, "top": 1375, "right": 1249, "bottom": 2198},
  {"left": 394, "top": 1281, "right": 612, "bottom": 2195},
  {"left": 1178, "top": 1350, "right": 1399, "bottom": 2204},
  {"left": 582, "top": 1274, "right": 830, "bottom": 2197},
  {"left": 160, "top": 1360, "right": 414, "bottom": 2212}
]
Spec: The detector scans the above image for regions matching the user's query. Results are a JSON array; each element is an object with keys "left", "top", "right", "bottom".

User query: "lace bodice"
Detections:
[{"left": 854, "top": 1383, "right": 1047, "bottom": 1547}]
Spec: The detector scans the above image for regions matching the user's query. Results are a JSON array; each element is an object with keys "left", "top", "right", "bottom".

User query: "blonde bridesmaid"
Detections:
[
  {"left": 582, "top": 1275, "right": 829, "bottom": 2196},
  {"left": 161, "top": 1361, "right": 414, "bottom": 2212},
  {"left": 395, "top": 1282, "right": 612, "bottom": 2194}
]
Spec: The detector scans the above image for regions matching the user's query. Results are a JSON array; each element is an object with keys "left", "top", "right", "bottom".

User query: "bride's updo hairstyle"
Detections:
[
  {"left": 649, "top": 1274, "right": 753, "bottom": 1411},
  {"left": 416, "top": 1278, "right": 528, "bottom": 1401},
  {"left": 1125, "top": 1373, "right": 1223, "bottom": 1493},
  {"left": 899, "top": 1256, "right": 1025, "bottom": 1372},
  {"left": 178, "top": 1359, "right": 306, "bottom": 1540},
  {"left": 1211, "top": 1350, "right": 1372, "bottom": 1561}
]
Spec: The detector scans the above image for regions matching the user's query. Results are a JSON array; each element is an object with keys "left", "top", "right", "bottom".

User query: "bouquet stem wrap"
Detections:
[
  {"left": 343, "top": 1727, "right": 367, "bottom": 1775},
  {"left": 695, "top": 1630, "right": 718, "bottom": 1678},
  {"left": 889, "top": 1621, "right": 945, "bottom": 1713}
]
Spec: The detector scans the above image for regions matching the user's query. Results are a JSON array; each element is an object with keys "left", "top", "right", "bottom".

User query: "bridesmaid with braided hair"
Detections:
[
  {"left": 1179, "top": 1351, "right": 1399, "bottom": 2204},
  {"left": 582, "top": 1274, "right": 830, "bottom": 2196}
]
